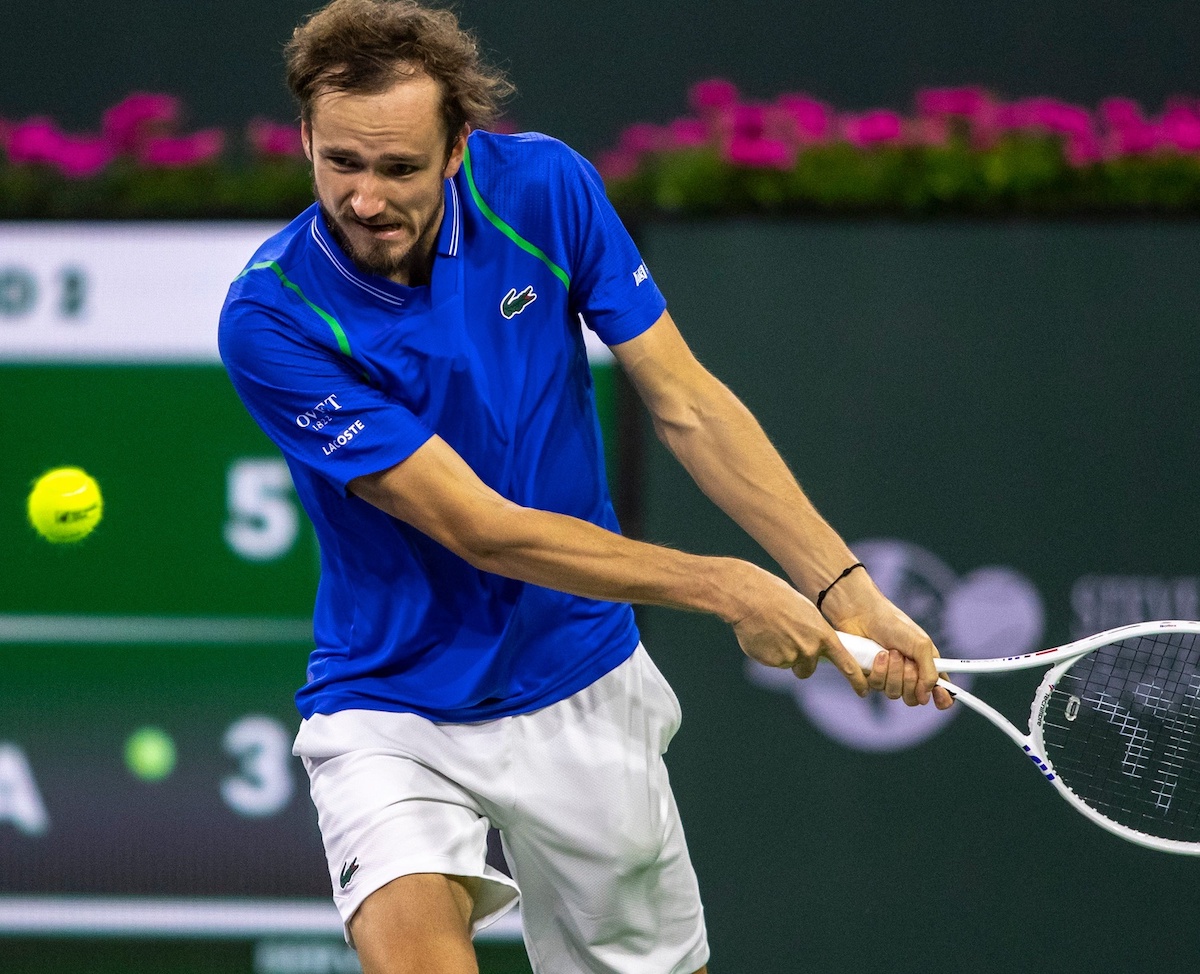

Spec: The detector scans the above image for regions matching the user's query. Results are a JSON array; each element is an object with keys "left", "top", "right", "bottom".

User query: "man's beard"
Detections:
[{"left": 318, "top": 201, "right": 413, "bottom": 280}]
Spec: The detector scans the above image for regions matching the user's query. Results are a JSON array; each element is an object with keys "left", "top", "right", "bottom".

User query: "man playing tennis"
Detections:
[{"left": 219, "top": 1, "right": 952, "bottom": 971}]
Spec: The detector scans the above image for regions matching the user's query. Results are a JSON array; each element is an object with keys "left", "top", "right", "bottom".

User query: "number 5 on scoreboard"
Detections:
[{"left": 224, "top": 458, "right": 300, "bottom": 562}]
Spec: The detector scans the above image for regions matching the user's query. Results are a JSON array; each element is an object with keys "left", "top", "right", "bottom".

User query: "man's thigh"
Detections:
[
  {"left": 349, "top": 873, "right": 479, "bottom": 974},
  {"left": 496, "top": 645, "right": 710, "bottom": 974},
  {"left": 293, "top": 711, "right": 519, "bottom": 939}
]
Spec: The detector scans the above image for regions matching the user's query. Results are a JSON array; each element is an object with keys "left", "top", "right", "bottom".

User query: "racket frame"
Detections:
[{"left": 838, "top": 621, "right": 1200, "bottom": 855}]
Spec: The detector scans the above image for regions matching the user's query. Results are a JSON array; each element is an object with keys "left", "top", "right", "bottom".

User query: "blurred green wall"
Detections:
[{"left": 637, "top": 220, "right": 1200, "bottom": 973}]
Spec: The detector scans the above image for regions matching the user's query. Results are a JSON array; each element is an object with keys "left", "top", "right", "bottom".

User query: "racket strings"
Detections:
[{"left": 1039, "top": 631, "right": 1200, "bottom": 843}]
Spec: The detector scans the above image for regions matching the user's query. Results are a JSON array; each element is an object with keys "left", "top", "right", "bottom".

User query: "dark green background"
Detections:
[
  {"left": 637, "top": 221, "right": 1200, "bottom": 973},
  {"left": 1, "top": 367, "right": 317, "bottom": 617},
  {"left": 2, "top": 1, "right": 1199, "bottom": 155},
  {"left": 0, "top": 361, "right": 612, "bottom": 973}
]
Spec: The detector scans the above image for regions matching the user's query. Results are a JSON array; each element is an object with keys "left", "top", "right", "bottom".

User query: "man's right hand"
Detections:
[{"left": 726, "top": 565, "right": 869, "bottom": 697}]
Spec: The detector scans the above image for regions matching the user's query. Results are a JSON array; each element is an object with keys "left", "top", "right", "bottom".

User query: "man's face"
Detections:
[{"left": 303, "top": 71, "right": 466, "bottom": 285}]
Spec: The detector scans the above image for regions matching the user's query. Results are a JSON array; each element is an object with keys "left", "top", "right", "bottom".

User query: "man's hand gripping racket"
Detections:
[{"left": 840, "top": 621, "right": 1200, "bottom": 855}]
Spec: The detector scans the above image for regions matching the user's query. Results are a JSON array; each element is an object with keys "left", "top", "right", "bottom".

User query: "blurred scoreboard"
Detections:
[{"left": 0, "top": 224, "right": 614, "bottom": 941}]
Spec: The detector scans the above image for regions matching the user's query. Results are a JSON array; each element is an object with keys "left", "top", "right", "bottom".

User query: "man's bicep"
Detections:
[{"left": 348, "top": 435, "right": 514, "bottom": 558}]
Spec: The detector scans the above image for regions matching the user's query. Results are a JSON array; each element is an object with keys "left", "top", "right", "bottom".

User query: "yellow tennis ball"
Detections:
[{"left": 27, "top": 467, "right": 104, "bottom": 544}]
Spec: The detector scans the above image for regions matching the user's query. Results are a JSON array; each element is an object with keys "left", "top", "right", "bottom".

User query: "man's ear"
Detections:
[
  {"left": 301, "top": 119, "right": 313, "bottom": 162},
  {"left": 443, "top": 125, "right": 470, "bottom": 178}
]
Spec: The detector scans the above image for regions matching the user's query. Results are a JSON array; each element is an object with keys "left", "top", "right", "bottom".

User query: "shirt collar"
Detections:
[
  {"left": 309, "top": 178, "right": 461, "bottom": 307},
  {"left": 436, "top": 178, "right": 462, "bottom": 258}
]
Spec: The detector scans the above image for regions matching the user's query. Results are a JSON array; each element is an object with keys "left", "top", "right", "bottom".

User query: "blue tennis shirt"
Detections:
[{"left": 219, "top": 131, "right": 667, "bottom": 722}]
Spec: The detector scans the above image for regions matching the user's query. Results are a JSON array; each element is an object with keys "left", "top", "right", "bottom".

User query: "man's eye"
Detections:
[{"left": 328, "top": 158, "right": 358, "bottom": 170}]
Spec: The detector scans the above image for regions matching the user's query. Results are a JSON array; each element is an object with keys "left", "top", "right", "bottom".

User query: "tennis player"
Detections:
[{"left": 219, "top": 1, "right": 952, "bottom": 971}]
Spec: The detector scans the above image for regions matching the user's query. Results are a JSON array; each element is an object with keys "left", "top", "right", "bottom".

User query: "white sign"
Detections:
[{"left": 0, "top": 222, "right": 282, "bottom": 363}]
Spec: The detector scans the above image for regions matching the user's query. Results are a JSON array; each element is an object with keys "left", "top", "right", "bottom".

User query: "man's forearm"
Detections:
[
  {"left": 649, "top": 368, "right": 858, "bottom": 599},
  {"left": 462, "top": 501, "right": 767, "bottom": 623},
  {"left": 350, "top": 434, "right": 765, "bottom": 625}
]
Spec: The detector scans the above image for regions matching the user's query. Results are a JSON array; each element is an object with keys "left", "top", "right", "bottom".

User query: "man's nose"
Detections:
[{"left": 349, "top": 174, "right": 387, "bottom": 219}]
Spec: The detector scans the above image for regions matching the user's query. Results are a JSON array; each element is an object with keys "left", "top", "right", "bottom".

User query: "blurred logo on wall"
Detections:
[
  {"left": 745, "top": 538, "right": 1045, "bottom": 752},
  {"left": 1070, "top": 574, "right": 1199, "bottom": 637}
]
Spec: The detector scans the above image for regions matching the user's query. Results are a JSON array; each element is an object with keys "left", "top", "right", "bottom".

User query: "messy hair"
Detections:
[{"left": 285, "top": 0, "right": 514, "bottom": 143}]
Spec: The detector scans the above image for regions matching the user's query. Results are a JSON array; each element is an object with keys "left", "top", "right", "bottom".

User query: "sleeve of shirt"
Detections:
[
  {"left": 219, "top": 299, "right": 433, "bottom": 495},
  {"left": 557, "top": 146, "right": 667, "bottom": 347}
]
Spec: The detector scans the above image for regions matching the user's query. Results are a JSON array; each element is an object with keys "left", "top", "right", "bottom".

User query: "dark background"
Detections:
[
  {"left": 3, "top": 3, "right": 1199, "bottom": 973},
  {"left": 637, "top": 221, "right": 1200, "bottom": 972},
  {"left": 2, "top": 1, "right": 1199, "bottom": 155}
]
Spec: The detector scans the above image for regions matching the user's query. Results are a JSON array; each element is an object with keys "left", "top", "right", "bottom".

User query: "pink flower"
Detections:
[
  {"left": 1163, "top": 94, "right": 1199, "bottom": 115},
  {"left": 667, "top": 117, "right": 709, "bottom": 149},
  {"left": 1160, "top": 105, "right": 1200, "bottom": 153},
  {"left": 52, "top": 134, "right": 116, "bottom": 178},
  {"left": 4, "top": 118, "right": 116, "bottom": 177},
  {"left": 843, "top": 110, "right": 904, "bottom": 148},
  {"left": 1064, "top": 132, "right": 1103, "bottom": 168},
  {"left": 909, "top": 115, "right": 951, "bottom": 146},
  {"left": 689, "top": 78, "right": 740, "bottom": 115},
  {"left": 992, "top": 101, "right": 1038, "bottom": 132},
  {"left": 594, "top": 148, "right": 641, "bottom": 182},
  {"left": 246, "top": 118, "right": 304, "bottom": 157},
  {"left": 1099, "top": 97, "right": 1145, "bottom": 131},
  {"left": 916, "top": 86, "right": 990, "bottom": 119},
  {"left": 137, "top": 128, "right": 225, "bottom": 167},
  {"left": 721, "top": 134, "right": 793, "bottom": 169},
  {"left": 1108, "top": 123, "right": 1160, "bottom": 156},
  {"left": 5, "top": 118, "right": 62, "bottom": 163},
  {"left": 1023, "top": 97, "right": 1094, "bottom": 139},
  {"left": 618, "top": 122, "right": 668, "bottom": 155},
  {"left": 775, "top": 94, "right": 833, "bottom": 141},
  {"left": 102, "top": 92, "right": 181, "bottom": 152},
  {"left": 731, "top": 103, "right": 767, "bottom": 139}
]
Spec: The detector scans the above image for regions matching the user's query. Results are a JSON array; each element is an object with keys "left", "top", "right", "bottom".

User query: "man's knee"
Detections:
[{"left": 349, "top": 873, "right": 480, "bottom": 974}]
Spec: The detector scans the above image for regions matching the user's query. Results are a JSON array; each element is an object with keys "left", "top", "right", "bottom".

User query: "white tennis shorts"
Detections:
[{"left": 292, "top": 644, "right": 709, "bottom": 974}]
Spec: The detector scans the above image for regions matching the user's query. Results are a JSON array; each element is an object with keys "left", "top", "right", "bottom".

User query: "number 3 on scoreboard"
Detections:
[{"left": 221, "top": 715, "right": 296, "bottom": 818}]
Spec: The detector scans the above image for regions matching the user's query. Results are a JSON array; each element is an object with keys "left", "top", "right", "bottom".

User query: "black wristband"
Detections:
[{"left": 814, "top": 562, "right": 865, "bottom": 614}]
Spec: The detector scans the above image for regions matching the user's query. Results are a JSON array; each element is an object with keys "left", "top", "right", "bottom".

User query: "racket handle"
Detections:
[{"left": 836, "top": 631, "right": 889, "bottom": 671}]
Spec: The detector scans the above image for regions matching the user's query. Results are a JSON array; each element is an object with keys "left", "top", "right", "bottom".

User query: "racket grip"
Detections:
[{"left": 835, "top": 631, "right": 887, "bottom": 672}]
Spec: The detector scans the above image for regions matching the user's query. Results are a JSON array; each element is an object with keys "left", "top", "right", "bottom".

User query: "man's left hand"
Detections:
[{"left": 816, "top": 568, "right": 954, "bottom": 709}]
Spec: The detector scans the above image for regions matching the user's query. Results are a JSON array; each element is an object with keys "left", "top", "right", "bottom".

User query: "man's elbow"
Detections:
[{"left": 434, "top": 502, "right": 525, "bottom": 572}]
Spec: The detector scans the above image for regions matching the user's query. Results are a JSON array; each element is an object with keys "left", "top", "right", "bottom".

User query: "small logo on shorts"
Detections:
[{"left": 340, "top": 858, "right": 360, "bottom": 889}]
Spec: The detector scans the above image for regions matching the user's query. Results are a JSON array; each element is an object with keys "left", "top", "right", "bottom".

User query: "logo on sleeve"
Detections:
[
  {"left": 322, "top": 419, "right": 367, "bottom": 456},
  {"left": 340, "top": 858, "right": 360, "bottom": 889},
  {"left": 500, "top": 285, "right": 537, "bottom": 319},
  {"left": 296, "top": 393, "right": 342, "bottom": 430},
  {"left": 633, "top": 264, "right": 649, "bottom": 286}
]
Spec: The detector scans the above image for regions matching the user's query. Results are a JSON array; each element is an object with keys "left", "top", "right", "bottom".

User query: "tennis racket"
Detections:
[{"left": 837, "top": 620, "right": 1200, "bottom": 854}]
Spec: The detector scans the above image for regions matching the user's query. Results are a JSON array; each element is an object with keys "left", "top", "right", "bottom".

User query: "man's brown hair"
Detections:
[{"left": 285, "top": 0, "right": 514, "bottom": 144}]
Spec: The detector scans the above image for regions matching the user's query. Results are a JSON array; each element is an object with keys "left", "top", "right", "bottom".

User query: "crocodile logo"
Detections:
[
  {"left": 340, "top": 858, "right": 360, "bottom": 889},
  {"left": 500, "top": 285, "right": 537, "bottom": 319}
]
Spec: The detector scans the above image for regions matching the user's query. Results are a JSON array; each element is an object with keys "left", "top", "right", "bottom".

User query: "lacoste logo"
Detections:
[
  {"left": 500, "top": 285, "right": 537, "bottom": 319},
  {"left": 340, "top": 858, "right": 360, "bottom": 889}
]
